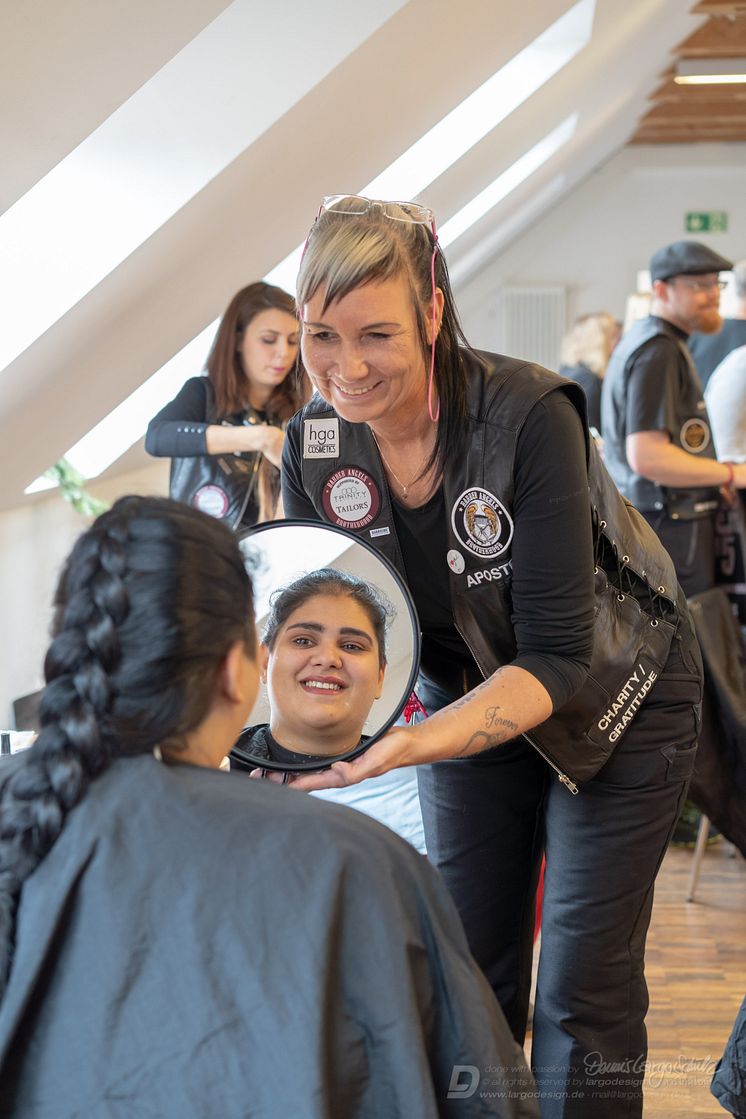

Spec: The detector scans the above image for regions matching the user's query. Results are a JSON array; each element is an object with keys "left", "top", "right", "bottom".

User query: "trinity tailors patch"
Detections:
[
  {"left": 303, "top": 418, "right": 340, "bottom": 459},
  {"left": 192, "top": 485, "right": 229, "bottom": 519},
  {"left": 322, "top": 468, "right": 381, "bottom": 530},
  {"left": 451, "top": 488, "right": 513, "bottom": 559},
  {"left": 680, "top": 417, "right": 710, "bottom": 453}
]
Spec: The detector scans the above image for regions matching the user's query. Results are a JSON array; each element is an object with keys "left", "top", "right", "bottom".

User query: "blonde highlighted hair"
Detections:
[{"left": 560, "top": 312, "right": 621, "bottom": 377}]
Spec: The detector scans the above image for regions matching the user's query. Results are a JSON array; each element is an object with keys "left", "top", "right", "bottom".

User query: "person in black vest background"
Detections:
[
  {"left": 601, "top": 240, "right": 746, "bottom": 597},
  {"left": 146, "top": 282, "right": 308, "bottom": 528},
  {"left": 279, "top": 195, "right": 703, "bottom": 1118}
]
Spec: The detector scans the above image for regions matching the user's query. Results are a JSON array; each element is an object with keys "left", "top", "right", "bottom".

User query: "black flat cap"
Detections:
[{"left": 650, "top": 240, "right": 733, "bottom": 283}]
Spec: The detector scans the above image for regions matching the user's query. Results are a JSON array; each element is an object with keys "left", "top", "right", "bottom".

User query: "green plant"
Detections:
[{"left": 44, "top": 458, "right": 109, "bottom": 518}]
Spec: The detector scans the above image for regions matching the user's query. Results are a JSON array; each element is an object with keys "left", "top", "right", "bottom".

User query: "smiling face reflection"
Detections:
[{"left": 264, "top": 593, "right": 385, "bottom": 756}]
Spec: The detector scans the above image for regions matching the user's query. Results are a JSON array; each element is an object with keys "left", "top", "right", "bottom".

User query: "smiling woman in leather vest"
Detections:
[
  {"left": 146, "top": 281, "right": 308, "bottom": 528},
  {"left": 281, "top": 195, "right": 704, "bottom": 1119}
]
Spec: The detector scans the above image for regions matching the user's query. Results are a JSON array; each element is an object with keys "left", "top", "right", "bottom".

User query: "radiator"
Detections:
[{"left": 489, "top": 286, "right": 566, "bottom": 372}]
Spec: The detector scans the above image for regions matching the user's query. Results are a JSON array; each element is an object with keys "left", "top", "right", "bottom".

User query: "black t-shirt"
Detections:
[
  {"left": 145, "top": 377, "right": 213, "bottom": 457},
  {"left": 283, "top": 393, "right": 594, "bottom": 711},
  {"left": 559, "top": 363, "right": 602, "bottom": 433},
  {"left": 623, "top": 317, "right": 694, "bottom": 438},
  {"left": 145, "top": 377, "right": 270, "bottom": 456}
]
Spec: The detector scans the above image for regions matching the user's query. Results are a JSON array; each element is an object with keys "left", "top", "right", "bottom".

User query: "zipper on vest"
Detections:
[
  {"left": 523, "top": 733, "right": 579, "bottom": 795},
  {"left": 452, "top": 616, "right": 580, "bottom": 795}
]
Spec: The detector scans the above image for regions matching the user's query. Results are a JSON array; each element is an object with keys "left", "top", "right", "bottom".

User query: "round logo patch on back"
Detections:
[
  {"left": 193, "top": 484, "right": 229, "bottom": 519},
  {"left": 451, "top": 488, "right": 513, "bottom": 559},
  {"left": 680, "top": 418, "right": 710, "bottom": 454},
  {"left": 322, "top": 468, "right": 381, "bottom": 530}
]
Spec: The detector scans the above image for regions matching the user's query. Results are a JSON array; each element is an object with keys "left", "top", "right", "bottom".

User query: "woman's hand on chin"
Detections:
[{"left": 275, "top": 726, "right": 417, "bottom": 792}]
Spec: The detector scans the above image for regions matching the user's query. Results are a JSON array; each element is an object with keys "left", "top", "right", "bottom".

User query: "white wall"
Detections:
[
  {"left": 456, "top": 143, "right": 746, "bottom": 366},
  {"left": 0, "top": 460, "right": 168, "bottom": 727}
]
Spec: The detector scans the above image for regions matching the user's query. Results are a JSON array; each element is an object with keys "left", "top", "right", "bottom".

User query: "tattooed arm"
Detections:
[{"left": 289, "top": 666, "right": 552, "bottom": 791}]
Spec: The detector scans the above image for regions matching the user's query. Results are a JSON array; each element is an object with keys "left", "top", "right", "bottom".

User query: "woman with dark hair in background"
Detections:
[
  {"left": 146, "top": 281, "right": 308, "bottom": 527},
  {"left": 0, "top": 496, "right": 537, "bottom": 1119},
  {"left": 281, "top": 194, "right": 703, "bottom": 1118}
]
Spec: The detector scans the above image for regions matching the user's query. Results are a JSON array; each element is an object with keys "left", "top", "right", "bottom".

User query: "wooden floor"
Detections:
[
  {"left": 643, "top": 840, "right": 746, "bottom": 1117},
  {"left": 525, "top": 839, "right": 745, "bottom": 1116}
]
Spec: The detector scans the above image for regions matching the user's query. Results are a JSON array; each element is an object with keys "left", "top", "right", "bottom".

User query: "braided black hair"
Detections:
[{"left": 0, "top": 496, "right": 255, "bottom": 997}]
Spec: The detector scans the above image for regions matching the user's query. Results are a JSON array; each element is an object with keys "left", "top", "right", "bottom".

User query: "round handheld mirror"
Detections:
[{"left": 230, "top": 520, "right": 421, "bottom": 773}]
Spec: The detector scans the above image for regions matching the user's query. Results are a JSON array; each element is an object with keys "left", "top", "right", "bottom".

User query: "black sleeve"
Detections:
[
  {"left": 625, "top": 338, "right": 682, "bottom": 438},
  {"left": 280, "top": 412, "right": 321, "bottom": 520},
  {"left": 509, "top": 393, "right": 595, "bottom": 708},
  {"left": 579, "top": 372, "right": 602, "bottom": 433},
  {"left": 144, "top": 378, "right": 210, "bottom": 458}
]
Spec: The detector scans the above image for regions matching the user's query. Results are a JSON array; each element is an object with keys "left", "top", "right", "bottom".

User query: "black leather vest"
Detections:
[
  {"left": 602, "top": 316, "right": 719, "bottom": 519},
  {"left": 168, "top": 380, "right": 277, "bottom": 528},
  {"left": 286, "top": 350, "right": 683, "bottom": 787}
]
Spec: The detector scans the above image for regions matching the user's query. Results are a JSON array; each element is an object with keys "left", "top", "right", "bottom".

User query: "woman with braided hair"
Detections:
[{"left": 0, "top": 496, "right": 537, "bottom": 1119}]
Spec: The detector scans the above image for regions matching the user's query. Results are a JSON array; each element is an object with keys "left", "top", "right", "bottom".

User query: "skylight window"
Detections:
[
  {"left": 266, "top": 0, "right": 595, "bottom": 292},
  {"left": 0, "top": 0, "right": 405, "bottom": 376},
  {"left": 25, "top": 0, "right": 594, "bottom": 494},
  {"left": 438, "top": 115, "right": 579, "bottom": 249}
]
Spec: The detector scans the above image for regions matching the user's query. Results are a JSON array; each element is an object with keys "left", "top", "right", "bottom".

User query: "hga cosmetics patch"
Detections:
[{"left": 303, "top": 418, "right": 340, "bottom": 459}]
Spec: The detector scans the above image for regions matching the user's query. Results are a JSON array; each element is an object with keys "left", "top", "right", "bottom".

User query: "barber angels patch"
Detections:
[
  {"left": 680, "top": 417, "right": 710, "bottom": 453},
  {"left": 322, "top": 468, "right": 381, "bottom": 530},
  {"left": 451, "top": 488, "right": 513, "bottom": 559}
]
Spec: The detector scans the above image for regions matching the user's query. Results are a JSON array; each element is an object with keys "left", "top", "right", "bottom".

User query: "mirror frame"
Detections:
[{"left": 233, "top": 518, "right": 422, "bottom": 772}]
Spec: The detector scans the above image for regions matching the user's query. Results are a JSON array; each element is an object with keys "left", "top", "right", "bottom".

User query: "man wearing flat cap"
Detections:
[{"left": 602, "top": 239, "right": 746, "bottom": 595}]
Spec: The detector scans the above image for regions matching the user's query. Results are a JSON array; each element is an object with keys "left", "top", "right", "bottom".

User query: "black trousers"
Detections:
[
  {"left": 416, "top": 628, "right": 702, "bottom": 1119},
  {"left": 641, "top": 510, "right": 716, "bottom": 598}
]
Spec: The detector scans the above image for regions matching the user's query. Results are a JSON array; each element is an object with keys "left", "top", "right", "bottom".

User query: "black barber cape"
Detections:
[{"left": 0, "top": 755, "right": 537, "bottom": 1119}]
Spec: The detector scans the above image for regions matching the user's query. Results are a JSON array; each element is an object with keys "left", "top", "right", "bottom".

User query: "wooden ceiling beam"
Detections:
[
  {"left": 646, "top": 80, "right": 746, "bottom": 103},
  {"left": 691, "top": 1, "right": 746, "bottom": 15},
  {"left": 675, "top": 14, "right": 746, "bottom": 56},
  {"left": 640, "top": 104, "right": 746, "bottom": 125},
  {"left": 627, "top": 4, "right": 746, "bottom": 147},
  {"left": 630, "top": 128, "right": 746, "bottom": 142}
]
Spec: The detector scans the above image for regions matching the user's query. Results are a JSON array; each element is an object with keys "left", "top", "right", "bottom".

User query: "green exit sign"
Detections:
[{"left": 685, "top": 211, "right": 728, "bottom": 233}]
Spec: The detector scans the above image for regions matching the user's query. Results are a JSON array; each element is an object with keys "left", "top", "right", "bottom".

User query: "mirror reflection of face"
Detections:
[
  {"left": 264, "top": 593, "right": 385, "bottom": 756},
  {"left": 239, "top": 308, "right": 300, "bottom": 398}
]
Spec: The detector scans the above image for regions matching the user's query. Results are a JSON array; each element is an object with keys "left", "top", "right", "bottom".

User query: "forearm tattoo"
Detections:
[{"left": 449, "top": 672, "right": 519, "bottom": 757}]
